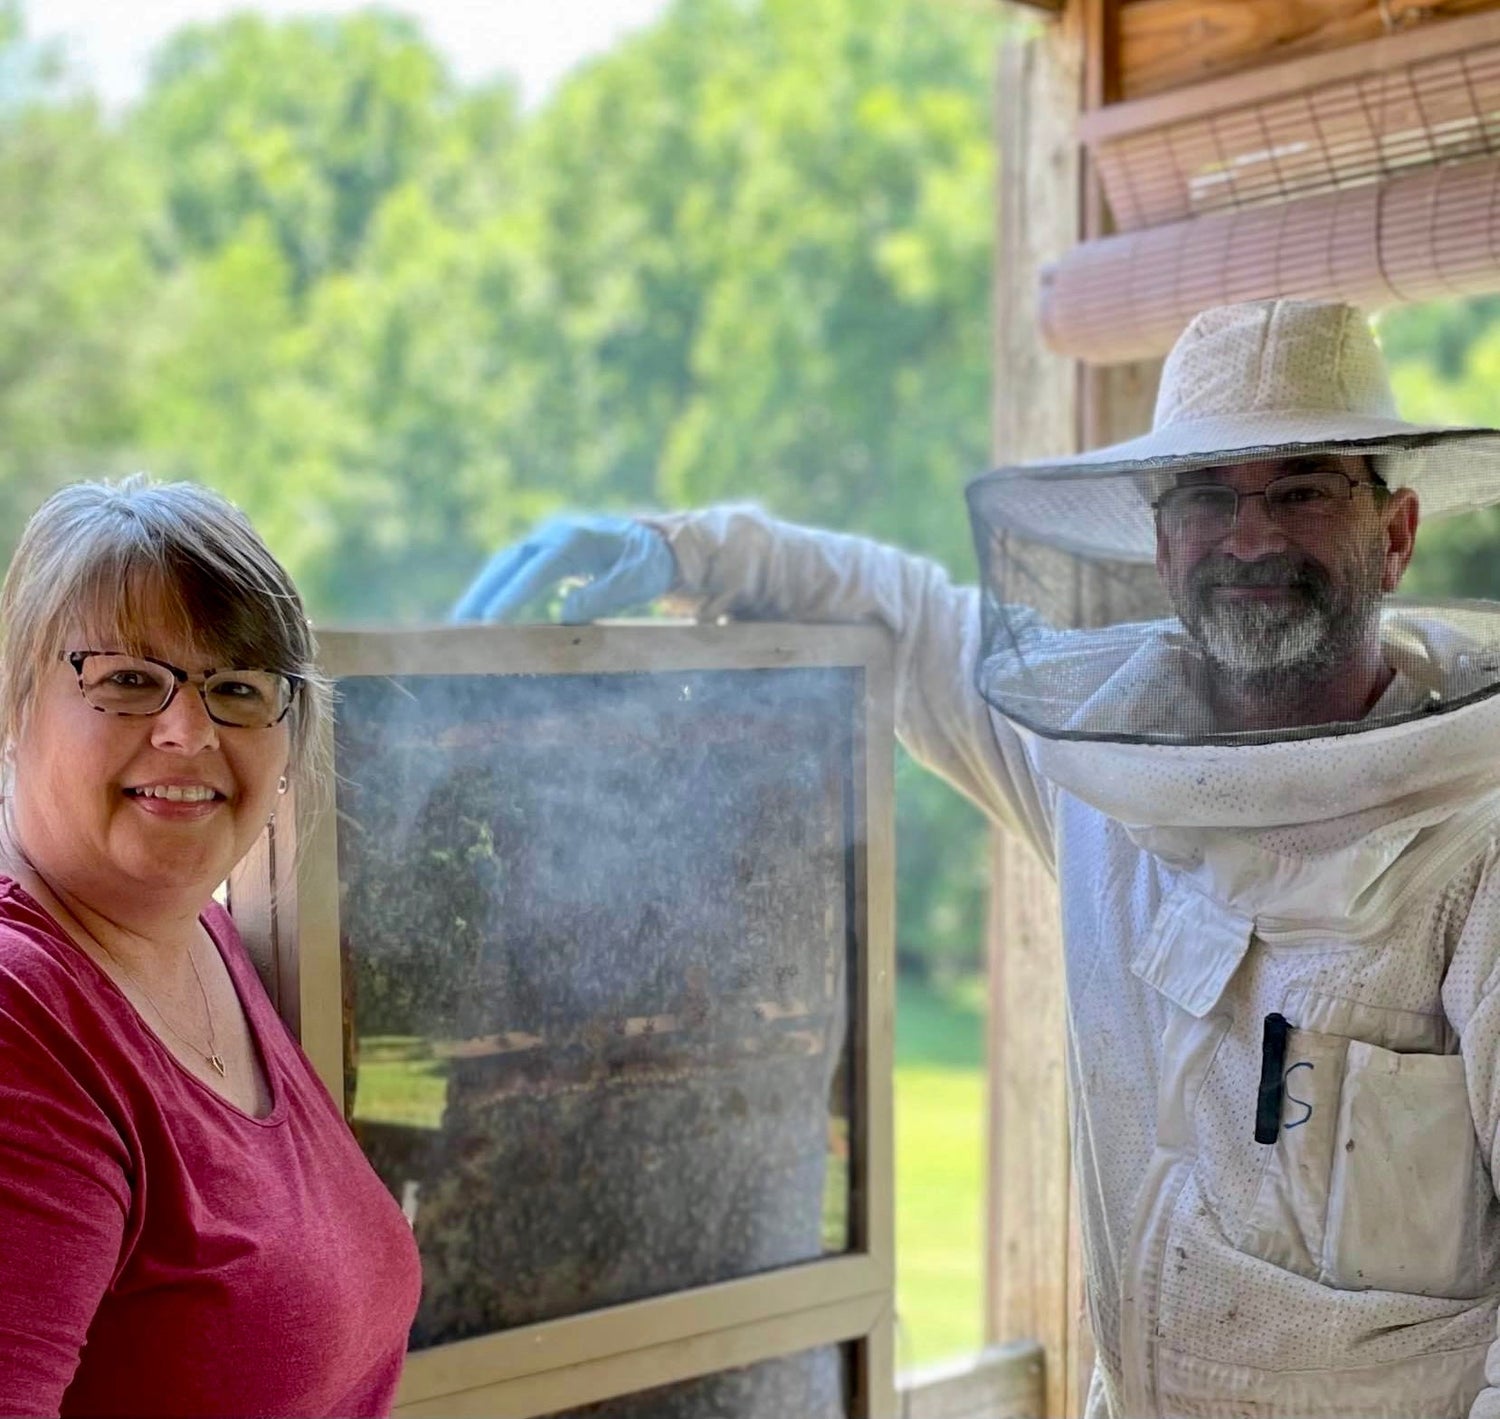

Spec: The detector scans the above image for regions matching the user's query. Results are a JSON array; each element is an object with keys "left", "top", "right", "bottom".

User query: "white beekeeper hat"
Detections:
[{"left": 967, "top": 298, "right": 1500, "bottom": 564}]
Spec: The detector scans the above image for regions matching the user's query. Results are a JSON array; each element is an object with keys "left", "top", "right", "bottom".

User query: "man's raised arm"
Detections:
[{"left": 454, "top": 506, "right": 1055, "bottom": 864}]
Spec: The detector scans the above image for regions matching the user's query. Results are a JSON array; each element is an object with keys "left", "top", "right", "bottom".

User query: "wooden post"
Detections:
[
  {"left": 984, "top": 4, "right": 1160, "bottom": 1416},
  {"left": 986, "top": 17, "right": 1083, "bottom": 1419}
]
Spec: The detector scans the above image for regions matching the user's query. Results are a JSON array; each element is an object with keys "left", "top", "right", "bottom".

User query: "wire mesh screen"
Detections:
[
  {"left": 1089, "top": 16, "right": 1500, "bottom": 232},
  {"left": 966, "top": 452, "right": 1500, "bottom": 747}
]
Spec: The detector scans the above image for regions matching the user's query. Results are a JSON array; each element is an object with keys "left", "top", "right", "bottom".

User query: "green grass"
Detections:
[
  {"left": 894, "top": 975, "right": 986, "bottom": 1371},
  {"left": 351, "top": 1037, "right": 446, "bottom": 1128},
  {"left": 351, "top": 975, "right": 988, "bottom": 1372}
]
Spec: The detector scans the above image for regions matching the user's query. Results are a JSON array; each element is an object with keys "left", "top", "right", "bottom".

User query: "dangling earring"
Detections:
[{"left": 277, "top": 775, "right": 289, "bottom": 796}]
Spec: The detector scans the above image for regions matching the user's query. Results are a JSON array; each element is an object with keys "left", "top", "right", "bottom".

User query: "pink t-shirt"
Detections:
[{"left": 0, "top": 880, "right": 423, "bottom": 1417}]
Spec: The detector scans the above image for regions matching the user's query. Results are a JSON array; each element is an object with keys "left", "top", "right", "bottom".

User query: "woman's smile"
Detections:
[{"left": 123, "top": 778, "right": 229, "bottom": 821}]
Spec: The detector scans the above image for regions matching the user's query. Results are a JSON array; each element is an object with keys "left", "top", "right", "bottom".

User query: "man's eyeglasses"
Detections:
[
  {"left": 64, "top": 651, "right": 302, "bottom": 729},
  {"left": 1153, "top": 468, "right": 1383, "bottom": 541}
]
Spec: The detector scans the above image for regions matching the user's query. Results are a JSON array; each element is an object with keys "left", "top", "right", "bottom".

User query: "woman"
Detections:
[{"left": 0, "top": 477, "right": 421, "bottom": 1416}]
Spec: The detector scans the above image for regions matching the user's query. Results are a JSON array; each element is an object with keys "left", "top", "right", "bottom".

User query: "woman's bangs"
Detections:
[{"left": 62, "top": 555, "right": 234, "bottom": 667}]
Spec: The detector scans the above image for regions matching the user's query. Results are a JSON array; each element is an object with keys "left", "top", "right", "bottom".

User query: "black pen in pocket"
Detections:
[{"left": 1254, "top": 1011, "right": 1290, "bottom": 1145}]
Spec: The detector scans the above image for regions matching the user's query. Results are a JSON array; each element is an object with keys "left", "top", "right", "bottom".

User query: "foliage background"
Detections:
[{"left": 2, "top": 0, "right": 998, "bottom": 985}]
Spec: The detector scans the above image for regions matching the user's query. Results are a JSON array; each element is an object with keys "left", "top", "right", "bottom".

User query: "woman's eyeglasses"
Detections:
[{"left": 64, "top": 651, "right": 302, "bottom": 729}]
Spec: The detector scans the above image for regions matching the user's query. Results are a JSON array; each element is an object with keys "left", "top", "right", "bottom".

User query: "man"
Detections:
[
  {"left": 1154, "top": 455, "right": 1409, "bottom": 729},
  {"left": 457, "top": 299, "right": 1500, "bottom": 1416}
]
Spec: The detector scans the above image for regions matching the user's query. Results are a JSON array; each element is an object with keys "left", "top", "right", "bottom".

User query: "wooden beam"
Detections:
[
  {"left": 988, "top": 16, "right": 1085, "bottom": 1418},
  {"left": 987, "top": 7, "right": 1163, "bottom": 1417},
  {"left": 1078, "top": 0, "right": 1123, "bottom": 446},
  {"left": 1079, "top": 0, "right": 1121, "bottom": 241},
  {"left": 986, "top": 835, "right": 1070, "bottom": 1416},
  {"left": 1118, "top": 0, "right": 1500, "bottom": 100},
  {"left": 1083, "top": 0, "right": 1123, "bottom": 110},
  {"left": 1087, "top": 3, "right": 1500, "bottom": 143}
]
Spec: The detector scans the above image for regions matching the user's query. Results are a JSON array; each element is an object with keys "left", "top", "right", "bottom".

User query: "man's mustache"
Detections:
[{"left": 1187, "top": 554, "right": 1329, "bottom": 598}]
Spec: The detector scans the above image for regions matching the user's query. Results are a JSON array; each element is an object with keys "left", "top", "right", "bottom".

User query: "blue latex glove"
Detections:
[{"left": 451, "top": 515, "right": 677, "bottom": 623}]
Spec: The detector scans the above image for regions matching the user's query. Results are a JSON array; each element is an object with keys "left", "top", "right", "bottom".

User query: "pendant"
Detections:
[{"left": 210, "top": 1054, "right": 227, "bottom": 1078}]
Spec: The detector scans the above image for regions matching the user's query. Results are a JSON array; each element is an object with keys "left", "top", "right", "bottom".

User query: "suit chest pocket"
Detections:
[{"left": 1238, "top": 1014, "right": 1491, "bottom": 1298}]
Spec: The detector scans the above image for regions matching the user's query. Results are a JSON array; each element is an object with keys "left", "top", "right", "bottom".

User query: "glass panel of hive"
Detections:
[{"left": 334, "top": 666, "right": 862, "bottom": 1350}]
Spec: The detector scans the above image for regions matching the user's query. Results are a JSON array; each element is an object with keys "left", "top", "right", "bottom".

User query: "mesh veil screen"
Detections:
[{"left": 967, "top": 444, "right": 1500, "bottom": 746}]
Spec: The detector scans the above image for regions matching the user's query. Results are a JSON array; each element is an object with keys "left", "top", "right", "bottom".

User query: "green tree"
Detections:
[
  {"left": 134, "top": 9, "right": 465, "bottom": 294},
  {"left": 895, "top": 751, "right": 990, "bottom": 979},
  {"left": 1380, "top": 299, "right": 1500, "bottom": 600},
  {"left": 472, "top": 0, "right": 1004, "bottom": 976},
  {"left": 0, "top": 8, "right": 155, "bottom": 563},
  {"left": 6, "top": 0, "right": 1003, "bottom": 978},
  {"left": 130, "top": 14, "right": 527, "bottom": 617},
  {"left": 471, "top": 0, "right": 1000, "bottom": 578}
]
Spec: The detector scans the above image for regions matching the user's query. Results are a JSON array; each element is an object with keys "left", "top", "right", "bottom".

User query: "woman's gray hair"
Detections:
[{"left": 0, "top": 476, "right": 331, "bottom": 785}]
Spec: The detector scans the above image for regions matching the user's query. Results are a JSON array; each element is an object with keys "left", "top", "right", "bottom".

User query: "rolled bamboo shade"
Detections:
[
  {"left": 1042, "top": 151, "right": 1500, "bottom": 362},
  {"left": 1046, "top": 8, "right": 1500, "bottom": 363}
]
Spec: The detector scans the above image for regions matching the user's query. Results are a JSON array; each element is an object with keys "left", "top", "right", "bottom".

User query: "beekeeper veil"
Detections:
[{"left": 966, "top": 299, "right": 1500, "bottom": 827}]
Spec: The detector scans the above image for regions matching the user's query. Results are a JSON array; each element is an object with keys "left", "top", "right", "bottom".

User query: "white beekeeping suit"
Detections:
[{"left": 456, "top": 298, "right": 1500, "bottom": 1417}]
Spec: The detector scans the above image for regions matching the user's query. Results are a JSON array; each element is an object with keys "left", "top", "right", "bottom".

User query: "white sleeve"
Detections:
[{"left": 649, "top": 506, "right": 1056, "bottom": 865}]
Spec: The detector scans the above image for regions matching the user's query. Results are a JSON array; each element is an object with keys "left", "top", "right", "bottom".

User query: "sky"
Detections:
[{"left": 28, "top": 0, "right": 674, "bottom": 110}]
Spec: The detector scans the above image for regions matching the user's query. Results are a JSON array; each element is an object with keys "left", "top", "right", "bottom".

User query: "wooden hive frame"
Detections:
[{"left": 228, "top": 622, "right": 897, "bottom": 1418}]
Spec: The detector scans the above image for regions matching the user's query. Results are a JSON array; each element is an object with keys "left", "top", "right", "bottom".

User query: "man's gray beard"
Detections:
[
  {"left": 1181, "top": 547, "right": 1385, "bottom": 698},
  {"left": 1194, "top": 597, "right": 1337, "bottom": 693}
]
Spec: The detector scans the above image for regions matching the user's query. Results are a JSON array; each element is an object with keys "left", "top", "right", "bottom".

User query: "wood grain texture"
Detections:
[
  {"left": 1081, "top": 0, "right": 1123, "bottom": 241},
  {"left": 988, "top": 21, "right": 1081, "bottom": 1419},
  {"left": 986, "top": 836, "right": 1068, "bottom": 1417},
  {"left": 988, "top": 11, "right": 1163, "bottom": 1414},
  {"left": 1084, "top": 0, "right": 1124, "bottom": 111},
  {"left": 1120, "top": 0, "right": 1500, "bottom": 99},
  {"left": 1088, "top": 6, "right": 1500, "bottom": 144},
  {"left": 394, "top": 1296, "right": 888, "bottom": 1419},
  {"left": 395, "top": 1257, "right": 885, "bottom": 1409}
]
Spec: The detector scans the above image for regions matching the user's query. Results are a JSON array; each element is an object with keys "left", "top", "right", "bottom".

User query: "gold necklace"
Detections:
[
  {"left": 102, "top": 932, "right": 227, "bottom": 1079},
  {"left": 1, "top": 848, "right": 229, "bottom": 1078}
]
